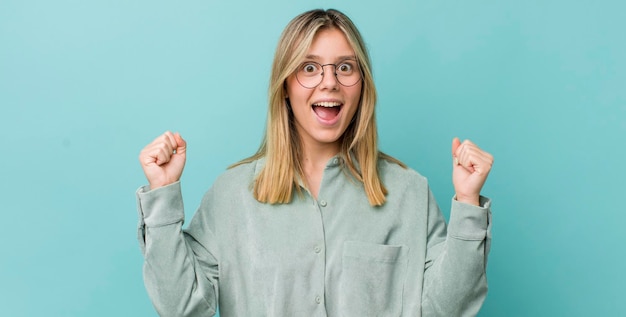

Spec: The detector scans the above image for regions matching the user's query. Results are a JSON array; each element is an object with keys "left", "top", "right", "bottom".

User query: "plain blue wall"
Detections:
[{"left": 1, "top": 0, "right": 624, "bottom": 316}]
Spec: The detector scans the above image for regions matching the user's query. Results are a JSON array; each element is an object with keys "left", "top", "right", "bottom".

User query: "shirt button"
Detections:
[
  {"left": 333, "top": 158, "right": 339, "bottom": 164},
  {"left": 319, "top": 200, "right": 327, "bottom": 207},
  {"left": 315, "top": 296, "right": 322, "bottom": 304},
  {"left": 314, "top": 246, "right": 321, "bottom": 253}
]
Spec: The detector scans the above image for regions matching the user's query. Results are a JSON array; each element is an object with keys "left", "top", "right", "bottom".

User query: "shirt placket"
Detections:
[
  {"left": 307, "top": 191, "right": 327, "bottom": 315},
  {"left": 310, "top": 156, "right": 342, "bottom": 315}
]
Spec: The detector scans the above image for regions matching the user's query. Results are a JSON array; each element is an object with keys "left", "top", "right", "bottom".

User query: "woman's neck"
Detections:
[{"left": 300, "top": 141, "right": 340, "bottom": 199}]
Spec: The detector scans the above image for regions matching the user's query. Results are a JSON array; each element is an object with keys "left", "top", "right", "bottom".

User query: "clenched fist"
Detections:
[
  {"left": 139, "top": 131, "right": 187, "bottom": 190},
  {"left": 451, "top": 137, "right": 494, "bottom": 206}
]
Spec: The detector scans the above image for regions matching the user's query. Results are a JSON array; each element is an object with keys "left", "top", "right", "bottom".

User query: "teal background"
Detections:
[{"left": 1, "top": 0, "right": 624, "bottom": 316}]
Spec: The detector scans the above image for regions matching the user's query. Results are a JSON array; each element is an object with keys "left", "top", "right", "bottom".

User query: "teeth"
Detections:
[{"left": 313, "top": 101, "right": 341, "bottom": 107}]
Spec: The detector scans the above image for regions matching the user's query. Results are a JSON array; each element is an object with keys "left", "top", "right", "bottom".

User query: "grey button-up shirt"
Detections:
[{"left": 136, "top": 157, "right": 492, "bottom": 316}]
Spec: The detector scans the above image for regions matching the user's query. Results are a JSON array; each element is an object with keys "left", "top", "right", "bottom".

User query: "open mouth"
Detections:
[{"left": 312, "top": 101, "right": 343, "bottom": 122}]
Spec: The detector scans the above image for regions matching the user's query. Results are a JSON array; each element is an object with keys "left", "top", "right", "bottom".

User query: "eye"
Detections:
[
  {"left": 337, "top": 61, "right": 355, "bottom": 74},
  {"left": 301, "top": 63, "right": 319, "bottom": 74}
]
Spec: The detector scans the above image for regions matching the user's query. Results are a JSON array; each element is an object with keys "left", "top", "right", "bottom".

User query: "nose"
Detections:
[{"left": 318, "top": 64, "right": 339, "bottom": 90}]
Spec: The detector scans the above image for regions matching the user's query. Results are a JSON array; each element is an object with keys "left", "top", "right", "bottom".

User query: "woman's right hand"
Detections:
[{"left": 139, "top": 131, "right": 187, "bottom": 190}]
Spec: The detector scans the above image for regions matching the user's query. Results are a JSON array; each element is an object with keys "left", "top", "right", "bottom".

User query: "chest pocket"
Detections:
[{"left": 339, "top": 241, "right": 409, "bottom": 317}]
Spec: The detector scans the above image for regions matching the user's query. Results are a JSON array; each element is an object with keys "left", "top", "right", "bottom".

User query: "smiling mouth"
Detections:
[{"left": 312, "top": 101, "right": 342, "bottom": 121}]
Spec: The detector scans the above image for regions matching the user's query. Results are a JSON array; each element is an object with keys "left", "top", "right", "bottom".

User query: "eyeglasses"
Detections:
[{"left": 295, "top": 59, "right": 362, "bottom": 89}]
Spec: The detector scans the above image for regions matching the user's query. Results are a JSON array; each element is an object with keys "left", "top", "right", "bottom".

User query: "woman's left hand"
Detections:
[{"left": 451, "top": 137, "right": 494, "bottom": 206}]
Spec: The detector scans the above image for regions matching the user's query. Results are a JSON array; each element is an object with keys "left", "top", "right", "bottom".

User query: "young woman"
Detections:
[{"left": 137, "top": 8, "right": 494, "bottom": 317}]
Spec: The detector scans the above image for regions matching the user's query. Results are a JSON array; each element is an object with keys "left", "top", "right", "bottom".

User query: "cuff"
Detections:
[
  {"left": 447, "top": 196, "right": 492, "bottom": 240},
  {"left": 136, "top": 181, "right": 185, "bottom": 227}
]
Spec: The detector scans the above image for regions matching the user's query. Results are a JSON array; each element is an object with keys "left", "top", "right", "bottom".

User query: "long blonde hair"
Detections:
[{"left": 233, "top": 8, "right": 404, "bottom": 206}]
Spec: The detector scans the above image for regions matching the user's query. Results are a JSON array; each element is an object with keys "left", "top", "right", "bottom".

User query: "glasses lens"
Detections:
[
  {"left": 336, "top": 60, "right": 360, "bottom": 87},
  {"left": 296, "top": 62, "right": 322, "bottom": 88}
]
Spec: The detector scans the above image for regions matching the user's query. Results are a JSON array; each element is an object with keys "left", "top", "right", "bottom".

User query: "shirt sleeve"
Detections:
[
  {"left": 136, "top": 182, "right": 219, "bottom": 317},
  {"left": 421, "top": 190, "right": 492, "bottom": 317}
]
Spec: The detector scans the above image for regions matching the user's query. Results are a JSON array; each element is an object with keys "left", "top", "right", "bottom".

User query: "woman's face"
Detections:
[{"left": 286, "top": 27, "right": 362, "bottom": 152}]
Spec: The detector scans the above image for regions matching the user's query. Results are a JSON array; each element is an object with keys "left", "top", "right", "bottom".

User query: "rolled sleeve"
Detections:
[
  {"left": 136, "top": 182, "right": 185, "bottom": 254},
  {"left": 447, "top": 196, "right": 492, "bottom": 241},
  {"left": 137, "top": 182, "right": 185, "bottom": 227}
]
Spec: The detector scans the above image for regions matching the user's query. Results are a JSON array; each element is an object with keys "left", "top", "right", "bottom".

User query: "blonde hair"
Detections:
[{"left": 233, "top": 8, "right": 404, "bottom": 206}]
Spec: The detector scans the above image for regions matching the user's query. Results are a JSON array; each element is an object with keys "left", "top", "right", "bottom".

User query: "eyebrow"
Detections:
[{"left": 305, "top": 54, "right": 357, "bottom": 61}]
